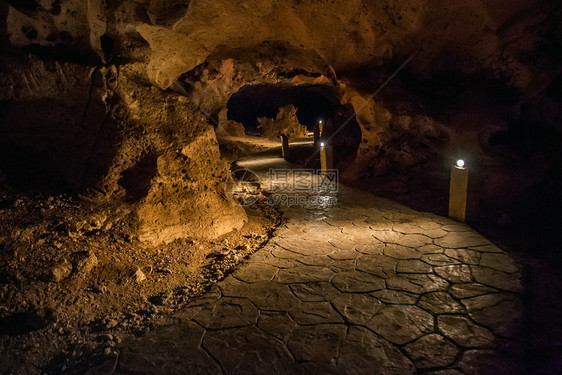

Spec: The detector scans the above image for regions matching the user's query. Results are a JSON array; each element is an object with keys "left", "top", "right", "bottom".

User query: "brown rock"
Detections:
[
  {"left": 50, "top": 260, "right": 72, "bottom": 283},
  {"left": 72, "top": 251, "right": 98, "bottom": 279},
  {"left": 134, "top": 268, "right": 146, "bottom": 283}
]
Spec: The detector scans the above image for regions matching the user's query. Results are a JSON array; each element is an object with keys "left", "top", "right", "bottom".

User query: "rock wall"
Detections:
[
  {"left": 0, "top": 56, "right": 247, "bottom": 246},
  {"left": 1, "top": 0, "right": 561, "bottom": 234},
  {"left": 215, "top": 108, "right": 246, "bottom": 138},
  {"left": 0, "top": 54, "right": 117, "bottom": 192},
  {"left": 258, "top": 105, "right": 308, "bottom": 141},
  {"left": 341, "top": 89, "right": 450, "bottom": 176},
  {"left": 4, "top": 0, "right": 560, "bottom": 104},
  {"left": 135, "top": 125, "right": 247, "bottom": 245},
  {"left": 112, "top": 67, "right": 247, "bottom": 245}
]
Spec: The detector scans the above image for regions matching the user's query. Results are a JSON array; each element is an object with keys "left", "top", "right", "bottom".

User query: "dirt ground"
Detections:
[{"left": 0, "top": 184, "right": 280, "bottom": 373}]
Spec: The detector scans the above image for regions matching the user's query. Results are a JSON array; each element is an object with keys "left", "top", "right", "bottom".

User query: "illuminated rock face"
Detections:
[
  {"left": 258, "top": 105, "right": 308, "bottom": 140},
  {"left": 1, "top": 0, "right": 561, "bottom": 241},
  {"left": 4, "top": 0, "right": 559, "bottom": 91},
  {"left": 0, "top": 55, "right": 247, "bottom": 246},
  {"left": 215, "top": 108, "right": 246, "bottom": 138},
  {"left": 115, "top": 70, "right": 247, "bottom": 245}
]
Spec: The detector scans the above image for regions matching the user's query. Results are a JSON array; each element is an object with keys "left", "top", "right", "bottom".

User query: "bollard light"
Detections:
[
  {"left": 449, "top": 159, "right": 468, "bottom": 222},
  {"left": 280, "top": 134, "right": 290, "bottom": 160},
  {"left": 320, "top": 141, "right": 333, "bottom": 175}
]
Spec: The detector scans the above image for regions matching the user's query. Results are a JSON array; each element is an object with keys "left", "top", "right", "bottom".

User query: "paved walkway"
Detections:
[{"left": 98, "top": 153, "right": 525, "bottom": 374}]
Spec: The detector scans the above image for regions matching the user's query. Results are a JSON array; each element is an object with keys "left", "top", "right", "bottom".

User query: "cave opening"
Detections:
[
  {"left": 227, "top": 84, "right": 339, "bottom": 134},
  {"left": 225, "top": 83, "right": 361, "bottom": 165}
]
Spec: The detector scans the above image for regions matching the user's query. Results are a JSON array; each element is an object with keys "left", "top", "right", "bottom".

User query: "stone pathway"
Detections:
[{"left": 94, "top": 153, "right": 525, "bottom": 374}]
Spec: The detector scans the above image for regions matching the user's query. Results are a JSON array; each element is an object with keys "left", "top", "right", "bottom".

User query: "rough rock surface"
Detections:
[
  {"left": 258, "top": 104, "right": 308, "bottom": 140},
  {"left": 113, "top": 71, "right": 247, "bottom": 243},
  {"left": 3, "top": 0, "right": 561, "bottom": 181},
  {"left": 0, "top": 185, "right": 279, "bottom": 373},
  {"left": 0, "top": 56, "right": 247, "bottom": 245},
  {"left": 342, "top": 88, "right": 451, "bottom": 175},
  {"left": 215, "top": 107, "right": 246, "bottom": 138}
]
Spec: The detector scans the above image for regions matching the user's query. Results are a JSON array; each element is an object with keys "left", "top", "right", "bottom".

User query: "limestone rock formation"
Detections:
[
  {"left": 0, "top": 54, "right": 247, "bottom": 246},
  {"left": 342, "top": 90, "right": 450, "bottom": 176},
  {"left": 1, "top": 0, "right": 561, "bottom": 243},
  {"left": 215, "top": 107, "right": 246, "bottom": 138},
  {"left": 258, "top": 105, "right": 308, "bottom": 140}
]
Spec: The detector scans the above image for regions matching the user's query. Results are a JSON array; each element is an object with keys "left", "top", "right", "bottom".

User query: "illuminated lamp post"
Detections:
[
  {"left": 280, "top": 134, "right": 290, "bottom": 160},
  {"left": 314, "top": 120, "right": 322, "bottom": 147},
  {"left": 320, "top": 141, "right": 333, "bottom": 175},
  {"left": 449, "top": 159, "right": 468, "bottom": 222}
]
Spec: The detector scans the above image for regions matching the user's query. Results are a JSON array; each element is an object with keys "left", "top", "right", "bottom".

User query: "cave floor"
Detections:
[{"left": 85, "top": 150, "right": 527, "bottom": 374}]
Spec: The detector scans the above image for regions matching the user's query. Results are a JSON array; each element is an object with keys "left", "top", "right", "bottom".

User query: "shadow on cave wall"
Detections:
[
  {"left": 0, "top": 95, "right": 122, "bottom": 195},
  {"left": 117, "top": 152, "right": 158, "bottom": 202}
]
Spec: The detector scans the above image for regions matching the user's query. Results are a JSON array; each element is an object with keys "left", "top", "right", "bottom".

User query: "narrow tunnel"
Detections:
[
  {"left": 225, "top": 83, "right": 362, "bottom": 165},
  {"left": 227, "top": 84, "right": 338, "bottom": 133},
  {"left": 2, "top": 1, "right": 562, "bottom": 373}
]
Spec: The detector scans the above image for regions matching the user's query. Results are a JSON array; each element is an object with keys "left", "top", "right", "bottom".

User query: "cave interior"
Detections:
[{"left": 0, "top": 0, "right": 562, "bottom": 373}]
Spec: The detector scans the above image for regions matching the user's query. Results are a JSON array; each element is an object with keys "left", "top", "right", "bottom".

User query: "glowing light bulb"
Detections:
[
  {"left": 456, "top": 159, "right": 465, "bottom": 168},
  {"left": 320, "top": 142, "right": 325, "bottom": 148}
]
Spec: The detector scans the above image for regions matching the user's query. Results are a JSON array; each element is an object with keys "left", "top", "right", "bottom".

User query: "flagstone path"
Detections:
[{"left": 93, "top": 154, "right": 525, "bottom": 374}]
